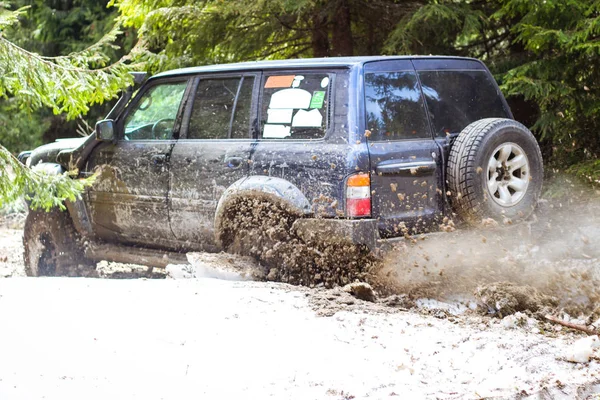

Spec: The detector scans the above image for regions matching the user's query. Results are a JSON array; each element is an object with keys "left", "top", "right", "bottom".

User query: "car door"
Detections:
[
  {"left": 168, "top": 73, "right": 259, "bottom": 247},
  {"left": 364, "top": 60, "right": 443, "bottom": 237},
  {"left": 83, "top": 78, "right": 191, "bottom": 245}
]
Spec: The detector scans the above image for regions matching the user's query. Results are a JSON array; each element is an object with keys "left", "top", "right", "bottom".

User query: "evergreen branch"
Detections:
[
  {"left": 0, "top": 36, "right": 136, "bottom": 74},
  {"left": 0, "top": 35, "right": 138, "bottom": 118},
  {"left": 0, "top": 145, "right": 95, "bottom": 211},
  {"left": 37, "top": 24, "right": 124, "bottom": 61}
]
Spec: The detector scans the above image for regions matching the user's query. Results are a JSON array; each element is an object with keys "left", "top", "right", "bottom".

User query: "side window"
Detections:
[
  {"left": 418, "top": 70, "right": 509, "bottom": 136},
  {"left": 188, "top": 76, "right": 255, "bottom": 140},
  {"left": 124, "top": 81, "right": 187, "bottom": 140},
  {"left": 365, "top": 71, "right": 430, "bottom": 141},
  {"left": 261, "top": 73, "right": 330, "bottom": 140}
]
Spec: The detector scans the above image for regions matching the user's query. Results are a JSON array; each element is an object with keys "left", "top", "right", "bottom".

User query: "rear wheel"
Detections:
[
  {"left": 217, "top": 196, "right": 378, "bottom": 288},
  {"left": 447, "top": 118, "right": 543, "bottom": 225},
  {"left": 23, "top": 208, "right": 95, "bottom": 277}
]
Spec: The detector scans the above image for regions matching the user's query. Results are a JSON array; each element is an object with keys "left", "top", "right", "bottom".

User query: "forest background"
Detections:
[{"left": 0, "top": 0, "right": 599, "bottom": 191}]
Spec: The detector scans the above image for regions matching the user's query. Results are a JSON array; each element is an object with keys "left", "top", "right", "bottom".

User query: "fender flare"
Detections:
[{"left": 214, "top": 176, "right": 312, "bottom": 243}]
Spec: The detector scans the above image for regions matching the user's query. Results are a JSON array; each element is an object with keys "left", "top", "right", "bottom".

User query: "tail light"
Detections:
[{"left": 346, "top": 172, "right": 371, "bottom": 217}]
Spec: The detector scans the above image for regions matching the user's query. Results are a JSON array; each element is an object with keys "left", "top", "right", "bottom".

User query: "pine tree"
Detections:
[
  {"left": 386, "top": 0, "right": 600, "bottom": 181},
  {"left": 0, "top": 4, "right": 137, "bottom": 209}
]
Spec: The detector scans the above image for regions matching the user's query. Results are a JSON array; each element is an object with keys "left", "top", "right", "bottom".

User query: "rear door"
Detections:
[
  {"left": 168, "top": 73, "right": 259, "bottom": 246},
  {"left": 364, "top": 60, "right": 443, "bottom": 237},
  {"left": 84, "top": 78, "right": 190, "bottom": 245}
]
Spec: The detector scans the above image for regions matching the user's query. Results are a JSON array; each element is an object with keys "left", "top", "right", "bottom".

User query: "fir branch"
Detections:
[{"left": 0, "top": 145, "right": 95, "bottom": 211}]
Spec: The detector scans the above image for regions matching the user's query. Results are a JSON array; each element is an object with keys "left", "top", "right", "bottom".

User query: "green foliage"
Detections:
[
  {"left": 386, "top": 0, "right": 600, "bottom": 169},
  {"left": 109, "top": 0, "right": 423, "bottom": 72},
  {"left": 384, "top": 3, "right": 486, "bottom": 56},
  {"left": 0, "top": 2, "right": 137, "bottom": 208},
  {"left": 0, "top": 145, "right": 95, "bottom": 211},
  {"left": 0, "top": 98, "right": 48, "bottom": 153},
  {"left": 567, "top": 160, "right": 600, "bottom": 185},
  {"left": 0, "top": 15, "right": 134, "bottom": 119}
]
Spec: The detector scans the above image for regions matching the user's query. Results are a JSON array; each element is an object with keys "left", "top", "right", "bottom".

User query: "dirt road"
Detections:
[{"left": 1, "top": 225, "right": 600, "bottom": 399}]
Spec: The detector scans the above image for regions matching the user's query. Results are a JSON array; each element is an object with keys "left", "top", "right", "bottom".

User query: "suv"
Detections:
[{"left": 21, "top": 56, "right": 543, "bottom": 278}]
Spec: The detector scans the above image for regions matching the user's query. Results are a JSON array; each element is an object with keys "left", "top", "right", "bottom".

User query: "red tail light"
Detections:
[{"left": 346, "top": 173, "right": 371, "bottom": 217}]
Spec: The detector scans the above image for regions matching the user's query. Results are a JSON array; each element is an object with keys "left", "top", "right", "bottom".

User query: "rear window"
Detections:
[
  {"left": 364, "top": 71, "right": 431, "bottom": 141},
  {"left": 260, "top": 73, "right": 330, "bottom": 140},
  {"left": 418, "top": 70, "right": 509, "bottom": 136}
]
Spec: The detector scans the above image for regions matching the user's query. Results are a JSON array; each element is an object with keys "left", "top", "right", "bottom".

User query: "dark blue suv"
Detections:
[{"left": 22, "top": 56, "right": 543, "bottom": 278}]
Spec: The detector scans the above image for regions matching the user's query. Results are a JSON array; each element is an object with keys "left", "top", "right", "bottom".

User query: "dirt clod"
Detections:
[
  {"left": 475, "top": 282, "right": 558, "bottom": 318},
  {"left": 343, "top": 282, "right": 376, "bottom": 302}
]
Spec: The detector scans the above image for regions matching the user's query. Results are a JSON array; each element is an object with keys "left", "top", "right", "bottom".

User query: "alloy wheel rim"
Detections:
[{"left": 486, "top": 142, "right": 530, "bottom": 207}]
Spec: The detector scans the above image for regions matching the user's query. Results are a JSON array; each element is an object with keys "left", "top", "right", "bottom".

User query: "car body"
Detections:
[{"left": 25, "top": 56, "right": 518, "bottom": 257}]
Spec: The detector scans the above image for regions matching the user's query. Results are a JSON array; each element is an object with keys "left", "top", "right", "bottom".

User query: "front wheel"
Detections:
[
  {"left": 23, "top": 209, "right": 94, "bottom": 277},
  {"left": 447, "top": 118, "right": 543, "bottom": 225}
]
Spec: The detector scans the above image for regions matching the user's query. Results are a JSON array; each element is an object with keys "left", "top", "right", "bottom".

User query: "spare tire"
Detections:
[{"left": 447, "top": 118, "right": 543, "bottom": 225}]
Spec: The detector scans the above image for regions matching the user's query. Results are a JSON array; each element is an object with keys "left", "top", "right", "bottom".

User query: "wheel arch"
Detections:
[{"left": 214, "top": 176, "right": 312, "bottom": 246}]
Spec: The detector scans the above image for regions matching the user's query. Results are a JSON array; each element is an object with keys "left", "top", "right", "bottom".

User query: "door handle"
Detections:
[
  {"left": 224, "top": 156, "right": 244, "bottom": 169},
  {"left": 151, "top": 154, "right": 167, "bottom": 166},
  {"left": 375, "top": 161, "right": 436, "bottom": 176}
]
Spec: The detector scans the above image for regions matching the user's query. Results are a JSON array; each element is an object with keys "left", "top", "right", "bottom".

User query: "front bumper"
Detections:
[{"left": 292, "top": 218, "right": 386, "bottom": 251}]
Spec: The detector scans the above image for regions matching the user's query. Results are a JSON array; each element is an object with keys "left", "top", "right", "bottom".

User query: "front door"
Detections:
[
  {"left": 84, "top": 78, "right": 190, "bottom": 245},
  {"left": 364, "top": 60, "right": 443, "bottom": 237},
  {"left": 168, "top": 74, "right": 258, "bottom": 246}
]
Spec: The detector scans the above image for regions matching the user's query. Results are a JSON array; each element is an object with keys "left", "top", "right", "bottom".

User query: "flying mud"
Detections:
[{"left": 212, "top": 174, "right": 600, "bottom": 322}]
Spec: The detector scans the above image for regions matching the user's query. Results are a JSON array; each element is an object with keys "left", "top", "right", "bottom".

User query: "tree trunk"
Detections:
[
  {"left": 331, "top": 0, "right": 353, "bottom": 56},
  {"left": 311, "top": 13, "right": 330, "bottom": 57}
]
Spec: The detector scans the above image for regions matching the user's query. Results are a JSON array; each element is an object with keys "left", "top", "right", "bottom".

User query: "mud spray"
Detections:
[
  {"left": 375, "top": 174, "right": 600, "bottom": 319},
  {"left": 218, "top": 174, "right": 600, "bottom": 321}
]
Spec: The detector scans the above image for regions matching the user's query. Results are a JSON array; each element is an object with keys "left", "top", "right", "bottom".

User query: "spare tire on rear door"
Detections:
[{"left": 447, "top": 118, "right": 543, "bottom": 225}]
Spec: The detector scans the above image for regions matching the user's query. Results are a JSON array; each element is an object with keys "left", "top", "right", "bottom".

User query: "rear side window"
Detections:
[
  {"left": 188, "top": 76, "right": 255, "bottom": 139},
  {"left": 365, "top": 71, "right": 431, "bottom": 141},
  {"left": 418, "top": 70, "right": 509, "bottom": 136},
  {"left": 260, "top": 73, "right": 330, "bottom": 140}
]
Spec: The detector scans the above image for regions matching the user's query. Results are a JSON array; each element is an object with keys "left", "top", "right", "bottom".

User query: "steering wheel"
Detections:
[{"left": 151, "top": 118, "right": 175, "bottom": 139}]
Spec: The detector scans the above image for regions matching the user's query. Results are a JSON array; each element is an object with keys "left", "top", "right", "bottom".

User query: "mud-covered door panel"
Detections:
[
  {"left": 84, "top": 80, "right": 189, "bottom": 244},
  {"left": 249, "top": 71, "right": 346, "bottom": 217},
  {"left": 364, "top": 61, "right": 442, "bottom": 237},
  {"left": 169, "top": 75, "right": 257, "bottom": 245}
]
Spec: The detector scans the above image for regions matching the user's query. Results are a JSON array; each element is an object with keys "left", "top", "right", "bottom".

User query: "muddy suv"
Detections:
[{"left": 22, "top": 56, "right": 543, "bottom": 278}]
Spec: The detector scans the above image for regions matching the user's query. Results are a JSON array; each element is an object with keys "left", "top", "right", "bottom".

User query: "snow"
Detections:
[
  {"left": 1, "top": 277, "right": 600, "bottom": 399},
  {"left": 565, "top": 336, "right": 600, "bottom": 363}
]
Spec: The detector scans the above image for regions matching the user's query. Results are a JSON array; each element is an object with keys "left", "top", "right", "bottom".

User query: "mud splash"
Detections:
[
  {"left": 375, "top": 175, "right": 600, "bottom": 319},
  {"left": 215, "top": 175, "right": 600, "bottom": 320},
  {"left": 218, "top": 196, "right": 381, "bottom": 288}
]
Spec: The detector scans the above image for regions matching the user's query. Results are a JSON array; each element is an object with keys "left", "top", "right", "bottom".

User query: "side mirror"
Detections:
[{"left": 95, "top": 119, "right": 116, "bottom": 142}]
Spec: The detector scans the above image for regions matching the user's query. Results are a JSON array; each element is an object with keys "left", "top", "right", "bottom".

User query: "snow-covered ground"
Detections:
[
  {"left": 1, "top": 274, "right": 600, "bottom": 399},
  {"left": 2, "top": 203, "right": 600, "bottom": 400}
]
